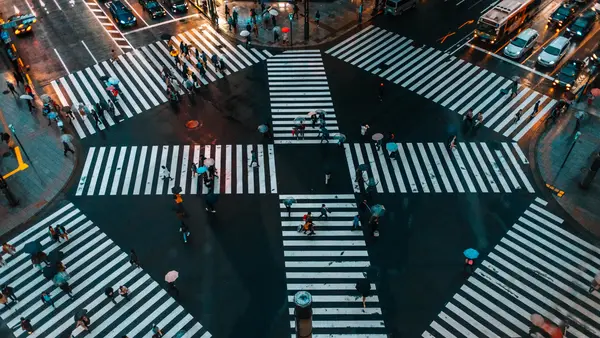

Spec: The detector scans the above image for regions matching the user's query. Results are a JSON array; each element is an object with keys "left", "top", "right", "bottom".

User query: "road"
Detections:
[{"left": 1, "top": 0, "right": 600, "bottom": 337}]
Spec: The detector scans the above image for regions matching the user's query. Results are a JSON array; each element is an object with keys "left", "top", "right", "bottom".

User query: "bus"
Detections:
[{"left": 474, "top": 0, "right": 541, "bottom": 44}]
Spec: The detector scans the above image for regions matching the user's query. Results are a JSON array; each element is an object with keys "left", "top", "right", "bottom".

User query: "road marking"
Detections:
[
  {"left": 123, "top": 13, "right": 201, "bottom": 35},
  {"left": 53, "top": 48, "right": 70, "bottom": 74}
]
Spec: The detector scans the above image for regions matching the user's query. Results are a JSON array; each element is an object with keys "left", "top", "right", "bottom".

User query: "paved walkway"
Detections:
[
  {"left": 195, "top": 0, "right": 378, "bottom": 48},
  {"left": 535, "top": 98, "right": 600, "bottom": 237},
  {"left": 0, "top": 68, "right": 77, "bottom": 238}
]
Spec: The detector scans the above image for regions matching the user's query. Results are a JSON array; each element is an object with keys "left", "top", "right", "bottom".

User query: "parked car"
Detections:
[
  {"left": 139, "top": 0, "right": 167, "bottom": 19},
  {"left": 537, "top": 36, "right": 571, "bottom": 67},
  {"left": 163, "top": 0, "right": 188, "bottom": 13},
  {"left": 504, "top": 28, "right": 539, "bottom": 59},
  {"left": 553, "top": 59, "right": 587, "bottom": 90},
  {"left": 566, "top": 10, "right": 596, "bottom": 38},
  {"left": 548, "top": 2, "right": 577, "bottom": 27},
  {"left": 109, "top": 0, "right": 137, "bottom": 27}
]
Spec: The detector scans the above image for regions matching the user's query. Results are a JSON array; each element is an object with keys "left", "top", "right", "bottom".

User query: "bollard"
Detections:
[
  {"left": 294, "top": 291, "right": 312, "bottom": 338},
  {"left": 580, "top": 153, "right": 600, "bottom": 189}
]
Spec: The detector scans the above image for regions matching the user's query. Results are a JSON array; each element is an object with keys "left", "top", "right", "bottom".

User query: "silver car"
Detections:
[
  {"left": 504, "top": 29, "right": 539, "bottom": 59},
  {"left": 537, "top": 36, "right": 571, "bottom": 67}
]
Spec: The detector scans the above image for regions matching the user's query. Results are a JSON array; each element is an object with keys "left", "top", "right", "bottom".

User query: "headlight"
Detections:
[
  {"left": 593, "top": 54, "right": 598, "bottom": 60},
  {"left": 553, "top": 80, "right": 558, "bottom": 85},
  {"left": 14, "top": 29, "right": 20, "bottom": 34},
  {"left": 549, "top": 61, "right": 555, "bottom": 65},
  {"left": 567, "top": 28, "right": 571, "bottom": 32},
  {"left": 566, "top": 84, "right": 571, "bottom": 88},
  {"left": 577, "top": 31, "right": 582, "bottom": 36},
  {"left": 120, "top": 20, "right": 125, "bottom": 23}
]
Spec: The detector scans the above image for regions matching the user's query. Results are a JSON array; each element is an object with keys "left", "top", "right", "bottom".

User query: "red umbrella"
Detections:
[
  {"left": 282, "top": 27, "right": 290, "bottom": 33},
  {"left": 591, "top": 88, "right": 600, "bottom": 97}
]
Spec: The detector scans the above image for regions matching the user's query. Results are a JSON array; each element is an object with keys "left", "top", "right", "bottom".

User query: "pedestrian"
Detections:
[
  {"left": 369, "top": 216, "right": 379, "bottom": 237},
  {"left": 283, "top": 199, "right": 293, "bottom": 217},
  {"left": 575, "top": 113, "right": 582, "bottom": 132},
  {"left": 318, "top": 204, "right": 330, "bottom": 219},
  {"left": 2, "top": 285, "right": 17, "bottom": 302},
  {"left": 448, "top": 135, "right": 456, "bottom": 150},
  {"left": 13, "top": 71, "right": 24, "bottom": 87},
  {"left": 250, "top": 8, "right": 256, "bottom": 24},
  {"left": 40, "top": 291, "right": 55, "bottom": 309},
  {"left": 111, "top": 49, "right": 118, "bottom": 62},
  {"left": 225, "top": 4, "right": 230, "bottom": 20},
  {"left": 205, "top": 193, "right": 217, "bottom": 213},
  {"left": 298, "top": 121, "right": 305, "bottom": 139},
  {"left": 246, "top": 34, "right": 252, "bottom": 48},
  {"left": 464, "top": 256, "right": 476, "bottom": 274},
  {"left": 37, "top": 251, "right": 51, "bottom": 265},
  {"left": 160, "top": 165, "right": 173, "bottom": 182},
  {"left": 152, "top": 323, "right": 164, "bottom": 337},
  {"left": 271, "top": 14, "right": 276, "bottom": 27},
  {"left": 59, "top": 282, "right": 73, "bottom": 298},
  {"left": 533, "top": 100, "right": 540, "bottom": 116},
  {"left": 303, "top": 219, "right": 315, "bottom": 236},
  {"left": 2, "top": 242, "right": 16, "bottom": 256},
  {"left": 511, "top": 79, "right": 518, "bottom": 96},
  {"left": 191, "top": 163, "right": 198, "bottom": 178},
  {"left": 62, "top": 140, "right": 75, "bottom": 156},
  {"left": 249, "top": 149, "right": 258, "bottom": 167},
  {"left": 360, "top": 123, "right": 370, "bottom": 138},
  {"left": 219, "top": 57, "right": 226, "bottom": 73},
  {"left": 374, "top": 139, "right": 382, "bottom": 151},
  {"left": 20, "top": 317, "right": 34, "bottom": 334},
  {"left": 56, "top": 260, "right": 67, "bottom": 273},
  {"left": 119, "top": 285, "right": 130, "bottom": 300},
  {"left": 6, "top": 81, "right": 17, "bottom": 96},
  {"left": 174, "top": 193, "right": 185, "bottom": 215},
  {"left": 325, "top": 171, "right": 331, "bottom": 185},
  {"left": 320, "top": 128, "right": 329, "bottom": 143},
  {"left": 274, "top": 30, "right": 280, "bottom": 43},
  {"left": 0, "top": 255, "right": 5, "bottom": 267},
  {"left": 48, "top": 225, "right": 59, "bottom": 243},
  {"left": 129, "top": 249, "right": 141, "bottom": 268},
  {"left": 167, "top": 282, "right": 179, "bottom": 296},
  {"left": 589, "top": 273, "right": 600, "bottom": 293},
  {"left": 352, "top": 214, "right": 361, "bottom": 230},
  {"left": 105, "top": 287, "right": 117, "bottom": 304},
  {"left": 378, "top": 82, "right": 384, "bottom": 101},
  {"left": 56, "top": 224, "right": 69, "bottom": 241},
  {"left": 315, "top": 10, "right": 320, "bottom": 27},
  {"left": 355, "top": 275, "right": 371, "bottom": 308},
  {"left": 27, "top": 99, "right": 34, "bottom": 113},
  {"left": 76, "top": 315, "right": 91, "bottom": 332},
  {"left": 0, "top": 292, "right": 11, "bottom": 309}
]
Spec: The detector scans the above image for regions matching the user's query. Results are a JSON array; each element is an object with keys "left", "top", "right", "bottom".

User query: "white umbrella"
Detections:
[
  {"left": 273, "top": 26, "right": 281, "bottom": 33},
  {"left": 203, "top": 158, "right": 215, "bottom": 166},
  {"left": 40, "top": 94, "right": 51, "bottom": 103},
  {"left": 372, "top": 133, "right": 384, "bottom": 141},
  {"left": 165, "top": 270, "right": 179, "bottom": 283},
  {"left": 60, "top": 134, "right": 73, "bottom": 143},
  {"left": 307, "top": 111, "right": 317, "bottom": 117},
  {"left": 20, "top": 94, "right": 33, "bottom": 100},
  {"left": 269, "top": 9, "right": 278, "bottom": 16},
  {"left": 240, "top": 30, "right": 250, "bottom": 37}
]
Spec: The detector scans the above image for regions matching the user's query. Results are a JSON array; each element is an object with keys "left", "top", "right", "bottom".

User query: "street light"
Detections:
[
  {"left": 304, "top": 0, "right": 309, "bottom": 41},
  {"left": 289, "top": 13, "right": 293, "bottom": 47}
]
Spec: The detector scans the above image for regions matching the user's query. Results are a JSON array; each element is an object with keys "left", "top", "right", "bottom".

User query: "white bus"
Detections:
[{"left": 475, "top": 0, "right": 541, "bottom": 44}]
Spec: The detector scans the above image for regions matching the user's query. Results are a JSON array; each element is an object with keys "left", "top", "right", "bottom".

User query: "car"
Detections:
[
  {"left": 553, "top": 59, "right": 586, "bottom": 89},
  {"left": 504, "top": 28, "right": 539, "bottom": 59},
  {"left": 566, "top": 10, "right": 596, "bottom": 38},
  {"left": 139, "top": 0, "right": 167, "bottom": 19},
  {"left": 548, "top": 2, "right": 577, "bottom": 27},
  {"left": 537, "top": 36, "right": 571, "bottom": 67},
  {"left": 7, "top": 14, "right": 36, "bottom": 36},
  {"left": 109, "top": 1, "right": 137, "bottom": 27},
  {"left": 163, "top": 0, "right": 188, "bottom": 13}
]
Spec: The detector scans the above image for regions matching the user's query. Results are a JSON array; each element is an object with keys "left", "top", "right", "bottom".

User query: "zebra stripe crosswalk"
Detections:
[
  {"left": 75, "top": 144, "right": 278, "bottom": 196},
  {"left": 0, "top": 202, "right": 211, "bottom": 338},
  {"left": 423, "top": 197, "right": 600, "bottom": 338},
  {"left": 326, "top": 26, "right": 556, "bottom": 142},
  {"left": 51, "top": 25, "right": 272, "bottom": 140},
  {"left": 344, "top": 142, "right": 534, "bottom": 194},
  {"left": 268, "top": 50, "right": 339, "bottom": 144},
  {"left": 279, "top": 195, "right": 387, "bottom": 338}
]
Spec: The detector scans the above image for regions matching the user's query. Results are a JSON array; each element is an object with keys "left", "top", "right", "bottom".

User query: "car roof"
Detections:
[
  {"left": 549, "top": 36, "right": 570, "bottom": 48},
  {"left": 516, "top": 28, "right": 538, "bottom": 39}
]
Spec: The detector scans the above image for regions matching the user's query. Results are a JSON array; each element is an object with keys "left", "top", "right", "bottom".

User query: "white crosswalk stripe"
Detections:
[
  {"left": 49, "top": 25, "right": 272, "bottom": 140},
  {"left": 423, "top": 198, "right": 600, "bottom": 338},
  {"left": 268, "top": 50, "right": 340, "bottom": 144},
  {"left": 343, "top": 142, "right": 535, "bottom": 194},
  {"left": 278, "top": 195, "right": 387, "bottom": 338},
  {"left": 326, "top": 26, "right": 557, "bottom": 143},
  {"left": 75, "top": 144, "right": 278, "bottom": 196},
  {"left": 0, "top": 202, "right": 211, "bottom": 338}
]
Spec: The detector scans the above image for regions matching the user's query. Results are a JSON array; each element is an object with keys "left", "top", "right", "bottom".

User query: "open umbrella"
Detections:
[
  {"left": 108, "top": 77, "right": 119, "bottom": 85},
  {"left": 23, "top": 241, "right": 42, "bottom": 255},
  {"left": 240, "top": 30, "right": 250, "bottom": 37},
  {"left": 258, "top": 124, "right": 269, "bottom": 133},
  {"left": 269, "top": 9, "right": 278, "bottom": 16},
  {"left": 43, "top": 264, "right": 58, "bottom": 280},
  {"left": 53, "top": 271, "right": 70, "bottom": 285},
  {"left": 282, "top": 27, "right": 290, "bottom": 33},
  {"left": 530, "top": 313, "right": 544, "bottom": 327},
  {"left": 106, "top": 85, "right": 115, "bottom": 92},
  {"left": 372, "top": 133, "right": 384, "bottom": 141},
  {"left": 197, "top": 166, "right": 208, "bottom": 174},
  {"left": 357, "top": 163, "right": 369, "bottom": 171},
  {"left": 307, "top": 111, "right": 317, "bottom": 117},
  {"left": 171, "top": 186, "right": 182, "bottom": 194},
  {"left": 283, "top": 197, "right": 296, "bottom": 207},
  {"left": 160, "top": 33, "right": 172, "bottom": 40},
  {"left": 203, "top": 158, "right": 215, "bottom": 167},
  {"left": 170, "top": 49, "right": 179, "bottom": 57},
  {"left": 386, "top": 142, "right": 398, "bottom": 152},
  {"left": 294, "top": 116, "right": 305, "bottom": 125},
  {"left": 165, "top": 270, "right": 179, "bottom": 283},
  {"left": 47, "top": 112, "right": 58, "bottom": 119},
  {"left": 592, "top": 88, "right": 600, "bottom": 97},
  {"left": 40, "top": 94, "right": 51, "bottom": 103},
  {"left": 371, "top": 204, "right": 385, "bottom": 216},
  {"left": 20, "top": 94, "right": 33, "bottom": 100},
  {"left": 333, "top": 134, "right": 346, "bottom": 142},
  {"left": 463, "top": 248, "right": 479, "bottom": 259},
  {"left": 74, "top": 308, "right": 87, "bottom": 321},
  {"left": 367, "top": 177, "right": 378, "bottom": 187},
  {"left": 48, "top": 250, "right": 65, "bottom": 263},
  {"left": 99, "top": 75, "right": 110, "bottom": 82}
]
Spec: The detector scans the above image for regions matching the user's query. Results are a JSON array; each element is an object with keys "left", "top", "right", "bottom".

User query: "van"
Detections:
[{"left": 385, "top": 0, "right": 417, "bottom": 16}]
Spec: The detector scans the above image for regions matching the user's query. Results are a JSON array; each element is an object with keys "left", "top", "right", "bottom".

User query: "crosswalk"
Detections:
[
  {"left": 423, "top": 197, "right": 600, "bottom": 337},
  {"left": 50, "top": 25, "right": 272, "bottom": 139},
  {"left": 344, "top": 142, "right": 535, "bottom": 194},
  {"left": 268, "top": 50, "right": 339, "bottom": 144},
  {"left": 279, "top": 194, "right": 387, "bottom": 338},
  {"left": 75, "top": 144, "right": 278, "bottom": 196},
  {"left": 325, "top": 25, "right": 556, "bottom": 143},
  {"left": 0, "top": 202, "right": 211, "bottom": 338},
  {"left": 84, "top": 0, "right": 134, "bottom": 51}
]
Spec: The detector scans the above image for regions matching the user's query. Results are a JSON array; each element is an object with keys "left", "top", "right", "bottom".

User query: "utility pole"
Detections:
[
  {"left": 0, "top": 173, "right": 19, "bottom": 207},
  {"left": 289, "top": 13, "right": 293, "bottom": 47},
  {"left": 304, "top": 0, "right": 309, "bottom": 41},
  {"left": 8, "top": 124, "right": 43, "bottom": 185}
]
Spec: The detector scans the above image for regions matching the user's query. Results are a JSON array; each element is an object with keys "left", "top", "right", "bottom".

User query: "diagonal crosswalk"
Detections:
[
  {"left": 0, "top": 202, "right": 211, "bottom": 338},
  {"left": 326, "top": 26, "right": 556, "bottom": 143},
  {"left": 279, "top": 194, "right": 387, "bottom": 338},
  {"left": 50, "top": 25, "right": 272, "bottom": 140},
  {"left": 423, "top": 197, "right": 600, "bottom": 338},
  {"left": 76, "top": 144, "right": 278, "bottom": 196},
  {"left": 268, "top": 50, "right": 340, "bottom": 144},
  {"left": 344, "top": 142, "right": 535, "bottom": 194}
]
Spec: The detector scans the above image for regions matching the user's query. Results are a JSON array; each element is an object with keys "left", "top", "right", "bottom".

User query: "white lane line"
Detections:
[
  {"left": 145, "top": 146, "right": 159, "bottom": 195},
  {"left": 190, "top": 145, "right": 200, "bottom": 195},
  {"left": 417, "top": 143, "right": 441, "bottom": 193},
  {"left": 236, "top": 144, "right": 243, "bottom": 194},
  {"left": 168, "top": 145, "right": 179, "bottom": 194},
  {"left": 122, "top": 13, "right": 201, "bottom": 35},
  {"left": 121, "top": 146, "right": 137, "bottom": 195},
  {"left": 364, "top": 144, "right": 384, "bottom": 193},
  {"left": 132, "top": 146, "right": 147, "bottom": 195},
  {"left": 470, "top": 143, "right": 499, "bottom": 193},
  {"left": 406, "top": 143, "right": 430, "bottom": 193},
  {"left": 458, "top": 143, "right": 488, "bottom": 193},
  {"left": 202, "top": 146, "right": 211, "bottom": 194},
  {"left": 181, "top": 145, "right": 189, "bottom": 195},
  {"left": 268, "top": 144, "right": 277, "bottom": 193},
  {"left": 86, "top": 147, "right": 106, "bottom": 196},
  {"left": 247, "top": 145, "right": 254, "bottom": 194},
  {"left": 427, "top": 143, "right": 452, "bottom": 193},
  {"left": 76, "top": 147, "right": 95, "bottom": 196},
  {"left": 502, "top": 143, "right": 535, "bottom": 193},
  {"left": 343, "top": 144, "right": 359, "bottom": 193},
  {"left": 375, "top": 147, "right": 395, "bottom": 193},
  {"left": 98, "top": 146, "right": 116, "bottom": 195},
  {"left": 225, "top": 145, "right": 232, "bottom": 194},
  {"left": 214, "top": 145, "right": 221, "bottom": 194},
  {"left": 481, "top": 143, "right": 511, "bottom": 193},
  {"left": 437, "top": 142, "right": 464, "bottom": 193},
  {"left": 451, "top": 146, "right": 477, "bottom": 193},
  {"left": 398, "top": 143, "right": 418, "bottom": 193},
  {"left": 258, "top": 144, "right": 266, "bottom": 194},
  {"left": 81, "top": 40, "right": 98, "bottom": 64},
  {"left": 156, "top": 146, "right": 170, "bottom": 195}
]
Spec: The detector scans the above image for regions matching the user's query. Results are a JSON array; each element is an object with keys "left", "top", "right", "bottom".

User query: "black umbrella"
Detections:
[
  {"left": 99, "top": 99, "right": 109, "bottom": 111},
  {"left": 73, "top": 308, "right": 87, "bottom": 322},
  {"left": 355, "top": 278, "right": 371, "bottom": 297},
  {"left": 23, "top": 241, "right": 42, "bottom": 255},
  {"left": 160, "top": 33, "right": 172, "bottom": 40},
  {"left": 48, "top": 250, "right": 65, "bottom": 263},
  {"left": 104, "top": 287, "right": 114, "bottom": 296},
  {"left": 171, "top": 186, "right": 182, "bottom": 194},
  {"left": 99, "top": 75, "right": 110, "bottom": 82},
  {"left": 43, "top": 264, "right": 58, "bottom": 281}
]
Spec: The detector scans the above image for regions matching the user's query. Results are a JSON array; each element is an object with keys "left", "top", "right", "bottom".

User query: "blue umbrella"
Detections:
[
  {"left": 197, "top": 166, "right": 208, "bottom": 174},
  {"left": 366, "top": 177, "right": 378, "bottom": 188},
  {"left": 23, "top": 241, "right": 42, "bottom": 255},
  {"left": 258, "top": 124, "right": 268, "bottom": 133},
  {"left": 463, "top": 248, "right": 479, "bottom": 259},
  {"left": 371, "top": 204, "right": 385, "bottom": 216},
  {"left": 53, "top": 271, "right": 70, "bottom": 285},
  {"left": 283, "top": 197, "right": 295, "bottom": 207},
  {"left": 386, "top": 142, "right": 398, "bottom": 152},
  {"left": 47, "top": 112, "right": 58, "bottom": 119}
]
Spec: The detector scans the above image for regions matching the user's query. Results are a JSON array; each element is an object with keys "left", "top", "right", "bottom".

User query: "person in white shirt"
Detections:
[{"left": 360, "top": 123, "right": 369, "bottom": 137}]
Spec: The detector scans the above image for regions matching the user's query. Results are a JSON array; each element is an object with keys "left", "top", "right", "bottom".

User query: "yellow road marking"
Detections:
[{"left": 2, "top": 147, "right": 29, "bottom": 179}]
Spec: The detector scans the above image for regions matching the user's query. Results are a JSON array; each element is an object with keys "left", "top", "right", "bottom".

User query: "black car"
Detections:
[
  {"left": 553, "top": 59, "right": 586, "bottom": 89},
  {"left": 139, "top": 0, "right": 167, "bottom": 19},
  {"left": 566, "top": 10, "right": 596, "bottom": 38},
  {"left": 109, "top": 1, "right": 137, "bottom": 27},
  {"left": 163, "top": 0, "right": 188, "bottom": 13},
  {"left": 548, "top": 3, "right": 577, "bottom": 27}
]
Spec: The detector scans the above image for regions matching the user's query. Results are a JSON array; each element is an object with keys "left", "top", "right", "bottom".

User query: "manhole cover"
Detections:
[{"left": 186, "top": 120, "right": 199, "bottom": 129}]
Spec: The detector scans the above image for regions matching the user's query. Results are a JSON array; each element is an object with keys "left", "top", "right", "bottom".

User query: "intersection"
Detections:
[{"left": 2, "top": 0, "right": 600, "bottom": 337}]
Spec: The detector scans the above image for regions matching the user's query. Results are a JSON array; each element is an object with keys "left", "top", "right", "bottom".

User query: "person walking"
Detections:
[
  {"left": 464, "top": 256, "right": 476, "bottom": 274},
  {"left": 62, "top": 139, "right": 75, "bottom": 157},
  {"left": 315, "top": 10, "right": 320, "bottom": 27},
  {"left": 2, "top": 243, "right": 16, "bottom": 256},
  {"left": 191, "top": 163, "right": 198, "bottom": 178},
  {"left": 6, "top": 81, "right": 17, "bottom": 96},
  {"left": 56, "top": 224, "right": 69, "bottom": 241},
  {"left": 0, "top": 292, "right": 11, "bottom": 309},
  {"left": 160, "top": 166, "right": 173, "bottom": 182},
  {"left": 352, "top": 214, "right": 361, "bottom": 230},
  {"left": 303, "top": 219, "right": 315, "bottom": 236},
  {"left": 152, "top": 323, "right": 164, "bottom": 337},
  {"left": 0, "top": 255, "right": 6, "bottom": 267},
  {"left": 588, "top": 273, "right": 600, "bottom": 293},
  {"left": 325, "top": 171, "right": 331, "bottom": 185},
  {"left": 119, "top": 285, "right": 130, "bottom": 300},
  {"left": 2, "top": 285, "right": 17, "bottom": 302},
  {"left": 75, "top": 315, "right": 91, "bottom": 332},
  {"left": 283, "top": 199, "right": 293, "bottom": 216},
  {"left": 360, "top": 123, "right": 370, "bottom": 138},
  {"left": 205, "top": 193, "right": 217, "bottom": 213},
  {"left": 48, "top": 225, "right": 59, "bottom": 243},
  {"left": 378, "top": 83, "right": 384, "bottom": 101},
  {"left": 129, "top": 249, "right": 141, "bottom": 268},
  {"left": 356, "top": 275, "right": 371, "bottom": 309},
  {"left": 13, "top": 71, "right": 24, "bottom": 87},
  {"left": 40, "top": 291, "right": 55, "bottom": 309},
  {"left": 59, "top": 282, "right": 73, "bottom": 298},
  {"left": 174, "top": 193, "right": 186, "bottom": 216},
  {"left": 249, "top": 150, "right": 258, "bottom": 167},
  {"left": 105, "top": 287, "right": 117, "bottom": 304},
  {"left": 225, "top": 4, "right": 230, "bottom": 20},
  {"left": 167, "top": 281, "right": 179, "bottom": 296},
  {"left": 369, "top": 216, "right": 379, "bottom": 237},
  {"left": 20, "top": 317, "right": 34, "bottom": 334},
  {"left": 318, "top": 204, "right": 330, "bottom": 219}
]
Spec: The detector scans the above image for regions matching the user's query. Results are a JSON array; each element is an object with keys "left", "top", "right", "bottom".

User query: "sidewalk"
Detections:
[
  {"left": 534, "top": 99, "right": 600, "bottom": 237},
  {"left": 0, "top": 68, "right": 77, "bottom": 238},
  {"left": 197, "top": 0, "right": 378, "bottom": 48}
]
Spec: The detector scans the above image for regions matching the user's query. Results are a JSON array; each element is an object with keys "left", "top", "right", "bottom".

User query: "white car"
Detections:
[
  {"left": 504, "top": 28, "right": 539, "bottom": 59},
  {"left": 537, "top": 36, "right": 571, "bottom": 67}
]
